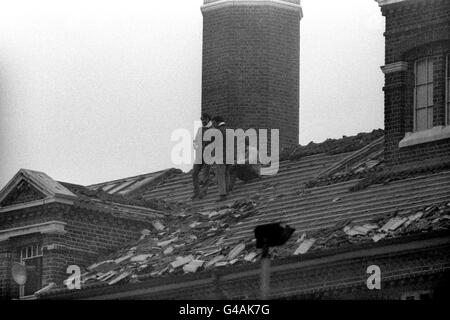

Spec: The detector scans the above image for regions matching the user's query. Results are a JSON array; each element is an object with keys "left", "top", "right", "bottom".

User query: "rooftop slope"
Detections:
[
  {"left": 88, "top": 168, "right": 182, "bottom": 197},
  {"left": 44, "top": 182, "right": 166, "bottom": 223},
  {"left": 54, "top": 129, "right": 450, "bottom": 292},
  {"left": 59, "top": 198, "right": 450, "bottom": 292}
]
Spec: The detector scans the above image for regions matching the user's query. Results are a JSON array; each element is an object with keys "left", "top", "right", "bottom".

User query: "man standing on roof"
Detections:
[
  {"left": 212, "top": 116, "right": 230, "bottom": 202},
  {"left": 192, "top": 113, "right": 213, "bottom": 200}
]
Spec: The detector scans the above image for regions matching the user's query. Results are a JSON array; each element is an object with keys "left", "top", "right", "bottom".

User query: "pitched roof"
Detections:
[
  {"left": 55, "top": 129, "right": 450, "bottom": 293},
  {"left": 88, "top": 168, "right": 181, "bottom": 197},
  {"left": 0, "top": 169, "right": 171, "bottom": 222},
  {"left": 279, "top": 129, "right": 384, "bottom": 161},
  {"left": 60, "top": 198, "right": 450, "bottom": 291},
  {"left": 59, "top": 182, "right": 172, "bottom": 221},
  {"left": 0, "top": 169, "right": 77, "bottom": 204}
]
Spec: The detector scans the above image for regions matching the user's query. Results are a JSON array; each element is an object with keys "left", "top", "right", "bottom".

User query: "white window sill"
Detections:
[{"left": 399, "top": 125, "right": 450, "bottom": 148}]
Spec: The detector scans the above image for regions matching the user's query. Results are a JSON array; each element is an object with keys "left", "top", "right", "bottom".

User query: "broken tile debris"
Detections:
[
  {"left": 244, "top": 252, "right": 258, "bottom": 262},
  {"left": 344, "top": 224, "right": 378, "bottom": 236},
  {"left": 380, "top": 217, "right": 407, "bottom": 232},
  {"left": 152, "top": 221, "right": 165, "bottom": 231},
  {"left": 183, "top": 260, "right": 204, "bottom": 273},
  {"left": 294, "top": 238, "right": 316, "bottom": 255},
  {"left": 64, "top": 200, "right": 450, "bottom": 288},
  {"left": 227, "top": 243, "right": 245, "bottom": 260}
]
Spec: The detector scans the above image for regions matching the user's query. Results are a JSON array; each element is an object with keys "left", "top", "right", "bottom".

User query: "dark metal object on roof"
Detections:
[{"left": 255, "top": 223, "right": 295, "bottom": 249}]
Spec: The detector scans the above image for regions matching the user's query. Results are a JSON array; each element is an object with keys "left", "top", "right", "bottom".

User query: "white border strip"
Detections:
[
  {"left": 44, "top": 243, "right": 97, "bottom": 255},
  {"left": 0, "top": 197, "right": 74, "bottom": 213},
  {"left": 399, "top": 125, "right": 450, "bottom": 148},
  {"left": 202, "top": 0, "right": 303, "bottom": 17},
  {"left": 0, "top": 221, "right": 67, "bottom": 242}
]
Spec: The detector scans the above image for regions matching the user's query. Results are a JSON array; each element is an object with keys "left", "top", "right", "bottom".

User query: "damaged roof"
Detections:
[
  {"left": 51, "top": 129, "right": 450, "bottom": 295},
  {"left": 0, "top": 169, "right": 77, "bottom": 205},
  {"left": 60, "top": 199, "right": 450, "bottom": 291},
  {"left": 56, "top": 182, "right": 189, "bottom": 223},
  {"left": 88, "top": 168, "right": 181, "bottom": 197}
]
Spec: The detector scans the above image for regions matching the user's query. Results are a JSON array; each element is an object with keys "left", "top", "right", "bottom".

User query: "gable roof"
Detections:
[
  {"left": 87, "top": 168, "right": 182, "bottom": 197},
  {"left": 0, "top": 169, "right": 77, "bottom": 210},
  {"left": 0, "top": 169, "right": 169, "bottom": 222},
  {"left": 52, "top": 129, "right": 450, "bottom": 296},
  {"left": 60, "top": 182, "right": 167, "bottom": 221}
]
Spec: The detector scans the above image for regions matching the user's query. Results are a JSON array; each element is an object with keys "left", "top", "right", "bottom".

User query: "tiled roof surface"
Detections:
[
  {"left": 88, "top": 169, "right": 181, "bottom": 197},
  {"left": 60, "top": 182, "right": 177, "bottom": 221},
  {"left": 142, "top": 158, "right": 450, "bottom": 248},
  {"left": 315, "top": 136, "right": 384, "bottom": 181},
  {"left": 63, "top": 187, "right": 450, "bottom": 290},
  {"left": 279, "top": 129, "right": 384, "bottom": 161},
  {"left": 0, "top": 169, "right": 77, "bottom": 203},
  {"left": 57, "top": 129, "right": 450, "bottom": 292}
]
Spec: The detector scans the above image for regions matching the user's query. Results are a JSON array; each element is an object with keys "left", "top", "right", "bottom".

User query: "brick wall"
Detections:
[
  {"left": 0, "top": 242, "right": 12, "bottom": 299},
  {"left": 201, "top": 3, "right": 301, "bottom": 148},
  {"left": 62, "top": 240, "right": 449, "bottom": 300},
  {"left": 0, "top": 203, "right": 151, "bottom": 299},
  {"left": 381, "top": 0, "right": 450, "bottom": 166}
]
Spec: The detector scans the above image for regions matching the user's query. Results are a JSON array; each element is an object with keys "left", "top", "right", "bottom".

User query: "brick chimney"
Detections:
[{"left": 201, "top": 0, "right": 303, "bottom": 148}]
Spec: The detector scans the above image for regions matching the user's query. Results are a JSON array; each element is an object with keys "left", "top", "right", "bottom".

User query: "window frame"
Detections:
[
  {"left": 19, "top": 243, "right": 43, "bottom": 298},
  {"left": 413, "top": 57, "right": 434, "bottom": 132}
]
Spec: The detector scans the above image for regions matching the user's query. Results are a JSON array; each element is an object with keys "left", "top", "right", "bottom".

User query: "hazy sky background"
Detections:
[{"left": 0, "top": 0, "right": 385, "bottom": 187}]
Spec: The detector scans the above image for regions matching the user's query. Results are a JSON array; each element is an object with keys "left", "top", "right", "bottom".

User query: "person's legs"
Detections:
[
  {"left": 192, "top": 163, "right": 203, "bottom": 198},
  {"left": 228, "top": 165, "right": 237, "bottom": 192},
  {"left": 198, "top": 164, "right": 211, "bottom": 198},
  {"left": 216, "top": 164, "right": 228, "bottom": 200}
]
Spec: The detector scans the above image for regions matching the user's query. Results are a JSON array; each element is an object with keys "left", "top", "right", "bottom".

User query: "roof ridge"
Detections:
[
  {"left": 280, "top": 129, "right": 384, "bottom": 161},
  {"left": 350, "top": 160, "right": 450, "bottom": 192},
  {"left": 88, "top": 169, "right": 173, "bottom": 188},
  {"left": 60, "top": 182, "right": 183, "bottom": 213},
  {"left": 316, "top": 136, "right": 384, "bottom": 179}
]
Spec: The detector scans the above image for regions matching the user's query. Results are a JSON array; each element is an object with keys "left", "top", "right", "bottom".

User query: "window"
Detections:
[
  {"left": 19, "top": 243, "right": 43, "bottom": 298},
  {"left": 414, "top": 57, "right": 434, "bottom": 131},
  {"left": 446, "top": 54, "right": 450, "bottom": 125}
]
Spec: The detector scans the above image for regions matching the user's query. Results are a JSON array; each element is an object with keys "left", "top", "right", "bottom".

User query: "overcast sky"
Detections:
[{"left": 0, "top": 0, "right": 385, "bottom": 188}]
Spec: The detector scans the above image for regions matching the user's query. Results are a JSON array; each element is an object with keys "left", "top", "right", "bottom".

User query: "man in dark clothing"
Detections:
[
  {"left": 192, "top": 113, "right": 212, "bottom": 200},
  {"left": 212, "top": 116, "right": 230, "bottom": 202}
]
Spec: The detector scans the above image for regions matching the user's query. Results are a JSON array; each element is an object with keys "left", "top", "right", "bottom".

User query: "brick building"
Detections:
[
  {"left": 0, "top": 169, "right": 179, "bottom": 299},
  {"left": 380, "top": 0, "right": 450, "bottom": 166},
  {"left": 0, "top": 0, "right": 449, "bottom": 300}
]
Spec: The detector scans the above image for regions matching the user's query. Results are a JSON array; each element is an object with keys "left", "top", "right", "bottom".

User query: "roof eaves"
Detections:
[
  {"left": 87, "top": 169, "right": 182, "bottom": 197},
  {"left": 72, "top": 198, "right": 166, "bottom": 221},
  {"left": 41, "top": 231, "right": 450, "bottom": 300}
]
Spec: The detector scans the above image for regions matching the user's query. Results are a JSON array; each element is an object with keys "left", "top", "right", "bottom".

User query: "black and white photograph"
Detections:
[{"left": 0, "top": 0, "right": 449, "bottom": 307}]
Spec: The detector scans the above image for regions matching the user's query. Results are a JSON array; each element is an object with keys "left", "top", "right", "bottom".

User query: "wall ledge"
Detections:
[
  {"left": 399, "top": 125, "right": 450, "bottom": 148},
  {"left": 201, "top": 0, "right": 303, "bottom": 18},
  {"left": 0, "top": 221, "right": 67, "bottom": 242},
  {"left": 381, "top": 61, "right": 408, "bottom": 74}
]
